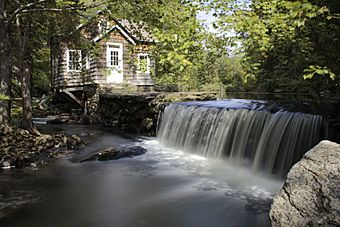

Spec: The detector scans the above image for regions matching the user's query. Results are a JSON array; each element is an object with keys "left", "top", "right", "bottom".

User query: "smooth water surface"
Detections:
[{"left": 0, "top": 125, "right": 283, "bottom": 227}]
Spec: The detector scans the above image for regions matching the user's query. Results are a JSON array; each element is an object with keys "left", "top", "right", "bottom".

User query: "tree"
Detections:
[
  {"left": 212, "top": 0, "right": 340, "bottom": 94},
  {"left": 16, "top": 15, "right": 35, "bottom": 132},
  {"left": 1, "top": 0, "right": 245, "bottom": 130},
  {"left": 126, "top": 0, "right": 235, "bottom": 91},
  {"left": 0, "top": 0, "right": 14, "bottom": 124},
  {"left": 149, "top": 1, "right": 204, "bottom": 88},
  {"left": 0, "top": 0, "right": 101, "bottom": 129}
]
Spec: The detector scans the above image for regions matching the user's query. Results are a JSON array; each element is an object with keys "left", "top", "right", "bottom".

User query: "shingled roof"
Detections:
[
  {"left": 77, "top": 10, "right": 156, "bottom": 44},
  {"left": 115, "top": 19, "right": 155, "bottom": 43}
]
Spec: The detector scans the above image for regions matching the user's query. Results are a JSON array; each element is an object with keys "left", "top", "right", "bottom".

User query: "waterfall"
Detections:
[{"left": 157, "top": 100, "right": 328, "bottom": 177}]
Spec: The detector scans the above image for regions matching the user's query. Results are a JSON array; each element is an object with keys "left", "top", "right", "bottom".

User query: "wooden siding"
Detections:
[
  {"left": 52, "top": 25, "right": 154, "bottom": 90},
  {"left": 52, "top": 46, "right": 95, "bottom": 88},
  {"left": 94, "top": 30, "right": 134, "bottom": 85}
]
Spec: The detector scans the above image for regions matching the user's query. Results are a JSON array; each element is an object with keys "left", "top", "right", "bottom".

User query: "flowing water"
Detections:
[
  {"left": 158, "top": 99, "right": 328, "bottom": 177},
  {"left": 1, "top": 99, "right": 328, "bottom": 226},
  {"left": 0, "top": 124, "right": 283, "bottom": 227}
]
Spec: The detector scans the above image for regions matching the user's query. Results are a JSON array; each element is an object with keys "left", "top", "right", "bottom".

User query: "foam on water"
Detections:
[{"left": 157, "top": 100, "right": 328, "bottom": 177}]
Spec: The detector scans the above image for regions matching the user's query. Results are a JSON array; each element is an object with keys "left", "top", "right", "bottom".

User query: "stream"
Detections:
[{"left": 0, "top": 124, "right": 283, "bottom": 227}]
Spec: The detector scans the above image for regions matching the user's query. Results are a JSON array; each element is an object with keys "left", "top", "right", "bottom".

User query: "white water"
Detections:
[
  {"left": 140, "top": 139, "right": 282, "bottom": 194},
  {"left": 0, "top": 125, "right": 283, "bottom": 227},
  {"left": 158, "top": 101, "right": 327, "bottom": 177}
]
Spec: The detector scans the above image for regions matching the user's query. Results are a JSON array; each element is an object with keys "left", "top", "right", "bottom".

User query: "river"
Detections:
[{"left": 0, "top": 124, "right": 283, "bottom": 227}]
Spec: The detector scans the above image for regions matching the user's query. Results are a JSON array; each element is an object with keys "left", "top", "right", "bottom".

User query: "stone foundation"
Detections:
[{"left": 96, "top": 92, "right": 217, "bottom": 135}]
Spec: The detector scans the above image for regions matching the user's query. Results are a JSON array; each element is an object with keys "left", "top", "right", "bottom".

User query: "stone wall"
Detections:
[{"left": 96, "top": 92, "right": 217, "bottom": 135}]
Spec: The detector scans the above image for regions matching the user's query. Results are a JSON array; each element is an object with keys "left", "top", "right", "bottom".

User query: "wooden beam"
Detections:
[
  {"left": 63, "top": 89, "right": 83, "bottom": 107},
  {"left": 60, "top": 87, "right": 83, "bottom": 92}
]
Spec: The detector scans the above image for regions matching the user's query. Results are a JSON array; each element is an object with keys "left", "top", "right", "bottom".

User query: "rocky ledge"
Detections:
[
  {"left": 0, "top": 124, "right": 86, "bottom": 169},
  {"left": 98, "top": 92, "right": 217, "bottom": 135},
  {"left": 270, "top": 140, "right": 340, "bottom": 226},
  {"left": 80, "top": 145, "right": 147, "bottom": 162}
]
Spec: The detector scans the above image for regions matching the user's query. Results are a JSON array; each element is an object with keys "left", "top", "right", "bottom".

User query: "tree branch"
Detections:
[
  {"left": 20, "top": 2, "right": 106, "bottom": 15},
  {"left": 22, "top": 7, "right": 86, "bottom": 13},
  {"left": 8, "top": 0, "right": 48, "bottom": 23},
  {"left": 13, "top": 0, "right": 23, "bottom": 6},
  {"left": 21, "top": 2, "right": 105, "bottom": 14},
  {"left": 0, "top": 0, "right": 7, "bottom": 20}
]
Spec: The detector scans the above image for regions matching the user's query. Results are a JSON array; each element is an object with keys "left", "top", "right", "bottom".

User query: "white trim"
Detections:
[
  {"left": 106, "top": 42, "right": 124, "bottom": 83},
  {"left": 92, "top": 25, "right": 136, "bottom": 45},
  {"left": 137, "top": 53, "right": 151, "bottom": 74},
  {"left": 106, "top": 42, "right": 123, "bottom": 67},
  {"left": 66, "top": 49, "right": 82, "bottom": 72},
  {"left": 85, "top": 54, "right": 91, "bottom": 70}
]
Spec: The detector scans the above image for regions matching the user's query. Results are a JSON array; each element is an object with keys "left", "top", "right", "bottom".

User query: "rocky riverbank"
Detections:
[
  {"left": 0, "top": 124, "right": 86, "bottom": 169},
  {"left": 270, "top": 140, "right": 340, "bottom": 226}
]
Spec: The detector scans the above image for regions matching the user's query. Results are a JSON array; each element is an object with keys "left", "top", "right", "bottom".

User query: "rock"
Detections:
[
  {"left": 116, "top": 146, "right": 147, "bottom": 159},
  {"left": 97, "top": 92, "right": 217, "bottom": 135},
  {"left": 81, "top": 145, "right": 147, "bottom": 162},
  {"left": 82, "top": 147, "right": 120, "bottom": 161},
  {"left": 0, "top": 124, "right": 86, "bottom": 169},
  {"left": 48, "top": 114, "right": 71, "bottom": 124},
  {"left": 270, "top": 140, "right": 340, "bottom": 227},
  {"left": 1, "top": 161, "right": 11, "bottom": 169},
  {"left": 141, "top": 118, "right": 153, "bottom": 130}
]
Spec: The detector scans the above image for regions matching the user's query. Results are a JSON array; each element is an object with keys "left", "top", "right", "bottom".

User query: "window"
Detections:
[
  {"left": 106, "top": 43, "right": 123, "bottom": 78},
  {"left": 67, "top": 50, "right": 81, "bottom": 72},
  {"left": 109, "top": 50, "right": 119, "bottom": 67},
  {"left": 137, "top": 54, "right": 150, "bottom": 74}
]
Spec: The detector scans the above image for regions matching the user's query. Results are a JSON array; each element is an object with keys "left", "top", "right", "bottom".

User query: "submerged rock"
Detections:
[
  {"left": 81, "top": 145, "right": 147, "bottom": 162},
  {"left": 270, "top": 140, "right": 340, "bottom": 226}
]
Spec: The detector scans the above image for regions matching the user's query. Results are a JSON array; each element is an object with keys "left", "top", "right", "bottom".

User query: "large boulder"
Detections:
[{"left": 270, "top": 140, "right": 340, "bottom": 226}]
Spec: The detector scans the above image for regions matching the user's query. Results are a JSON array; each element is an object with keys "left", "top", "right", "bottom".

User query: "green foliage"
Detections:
[
  {"left": 0, "top": 93, "right": 10, "bottom": 101},
  {"left": 126, "top": 0, "right": 242, "bottom": 91},
  {"left": 211, "top": 0, "right": 340, "bottom": 94},
  {"left": 149, "top": 0, "right": 203, "bottom": 88},
  {"left": 4, "top": 0, "right": 248, "bottom": 97},
  {"left": 303, "top": 65, "right": 336, "bottom": 80}
]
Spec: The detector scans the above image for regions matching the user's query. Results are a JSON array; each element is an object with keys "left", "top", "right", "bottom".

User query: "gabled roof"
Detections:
[
  {"left": 75, "top": 9, "right": 155, "bottom": 45},
  {"left": 115, "top": 19, "right": 155, "bottom": 43},
  {"left": 92, "top": 23, "right": 137, "bottom": 45},
  {"left": 92, "top": 18, "right": 155, "bottom": 45}
]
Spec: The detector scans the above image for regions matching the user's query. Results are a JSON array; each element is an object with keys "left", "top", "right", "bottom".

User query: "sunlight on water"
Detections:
[
  {"left": 138, "top": 139, "right": 283, "bottom": 199},
  {"left": 158, "top": 101, "right": 328, "bottom": 177}
]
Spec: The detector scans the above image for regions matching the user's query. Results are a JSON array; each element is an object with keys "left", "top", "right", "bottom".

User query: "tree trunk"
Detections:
[
  {"left": 0, "top": 20, "right": 12, "bottom": 124},
  {"left": 21, "top": 60, "right": 37, "bottom": 133},
  {"left": 17, "top": 16, "right": 39, "bottom": 134}
]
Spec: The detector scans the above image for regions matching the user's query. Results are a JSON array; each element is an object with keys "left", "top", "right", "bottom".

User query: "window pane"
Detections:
[
  {"left": 113, "top": 51, "right": 118, "bottom": 66},
  {"left": 138, "top": 55, "right": 149, "bottom": 73},
  {"left": 68, "top": 50, "right": 81, "bottom": 71}
]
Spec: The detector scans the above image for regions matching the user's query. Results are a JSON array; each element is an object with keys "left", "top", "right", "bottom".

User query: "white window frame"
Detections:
[
  {"left": 106, "top": 42, "right": 123, "bottom": 69},
  {"left": 66, "top": 49, "right": 82, "bottom": 72},
  {"left": 84, "top": 54, "right": 91, "bottom": 70},
  {"left": 137, "top": 53, "right": 150, "bottom": 74}
]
